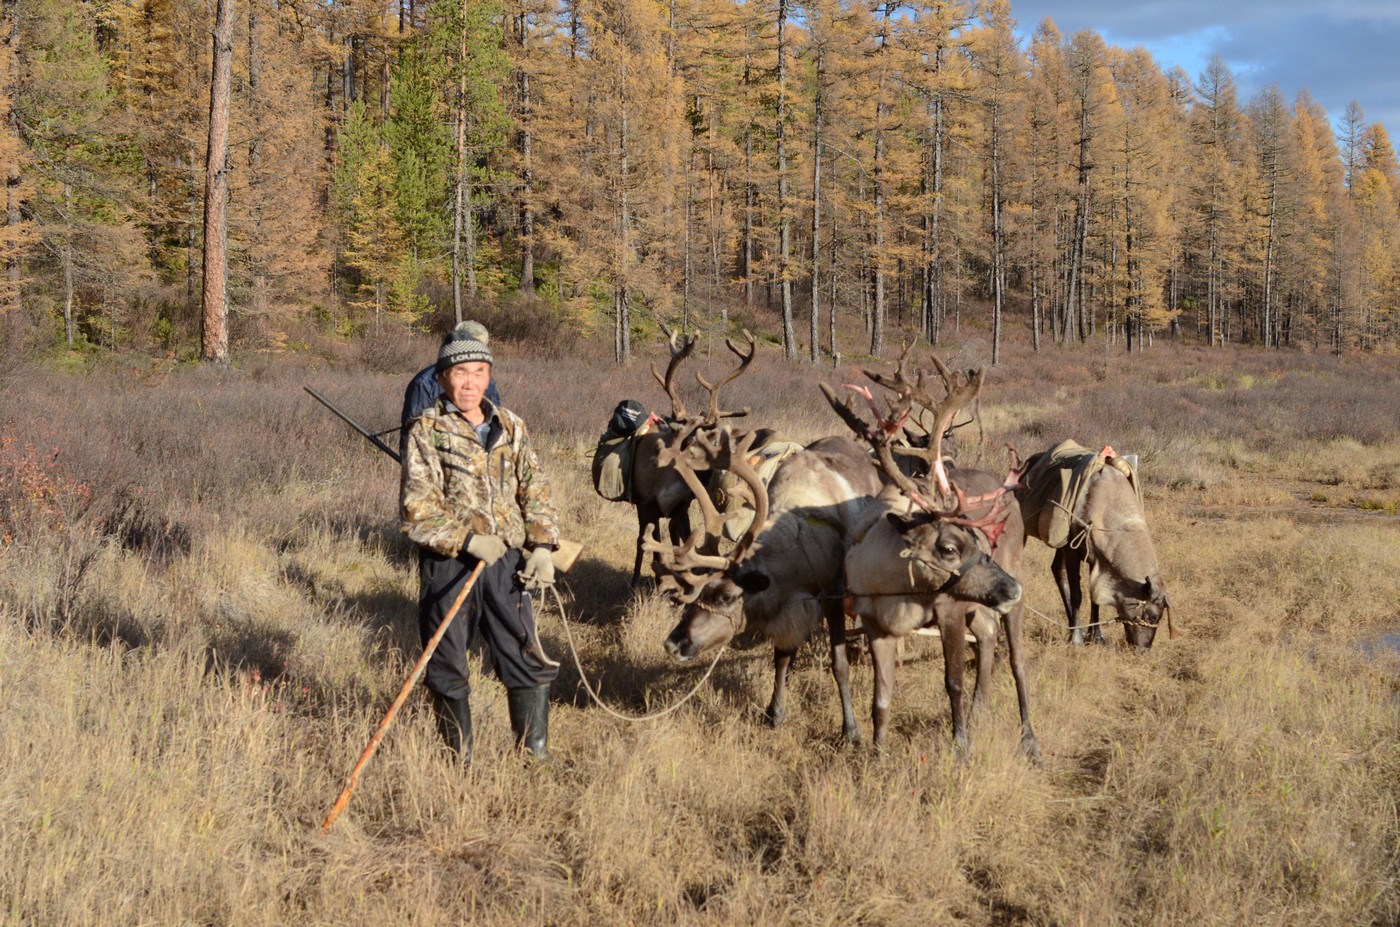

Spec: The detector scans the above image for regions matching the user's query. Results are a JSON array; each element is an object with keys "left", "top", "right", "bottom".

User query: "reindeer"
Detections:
[
  {"left": 824, "top": 351, "right": 1040, "bottom": 760},
  {"left": 620, "top": 333, "right": 757, "bottom": 585},
  {"left": 1017, "top": 441, "right": 1173, "bottom": 649},
  {"left": 649, "top": 430, "right": 881, "bottom": 743}
]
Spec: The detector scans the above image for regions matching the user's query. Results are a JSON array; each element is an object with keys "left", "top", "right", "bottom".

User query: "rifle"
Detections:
[{"left": 304, "top": 385, "right": 402, "bottom": 464}]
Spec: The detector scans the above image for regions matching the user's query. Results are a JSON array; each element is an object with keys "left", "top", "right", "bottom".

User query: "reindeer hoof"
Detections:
[
  {"left": 841, "top": 725, "right": 861, "bottom": 746},
  {"left": 1022, "top": 734, "right": 1043, "bottom": 767},
  {"left": 764, "top": 706, "right": 787, "bottom": 728}
]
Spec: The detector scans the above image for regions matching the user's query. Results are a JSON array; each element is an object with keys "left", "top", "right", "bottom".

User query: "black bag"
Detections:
[{"left": 608, "top": 399, "right": 648, "bottom": 437}]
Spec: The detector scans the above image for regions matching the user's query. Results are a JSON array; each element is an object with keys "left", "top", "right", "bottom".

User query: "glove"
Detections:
[
  {"left": 520, "top": 546, "right": 556, "bottom": 591},
  {"left": 462, "top": 533, "right": 508, "bottom": 566}
]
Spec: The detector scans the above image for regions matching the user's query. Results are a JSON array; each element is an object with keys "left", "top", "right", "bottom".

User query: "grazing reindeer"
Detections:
[
  {"left": 1018, "top": 441, "right": 1174, "bottom": 649},
  {"left": 825, "top": 351, "right": 1039, "bottom": 760},
  {"left": 649, "top": 431, "right": 881, "bottom": 743},
  {"left": 618, "top": 333, "right": 757, "bottom": 585}
]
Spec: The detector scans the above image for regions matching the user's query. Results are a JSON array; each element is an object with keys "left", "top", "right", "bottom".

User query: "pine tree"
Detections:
[
  {"left": 385, "top": 40, "right": 451, "bottom": 268},
  {"left": 200, "top": 0, "right": 234, "bottom": 364},
  {"left": 335, "top": 100, "right": 412, "bottom": 331},
  {"left": 429, "top": 0, "right": 511, "bottom": 314}
]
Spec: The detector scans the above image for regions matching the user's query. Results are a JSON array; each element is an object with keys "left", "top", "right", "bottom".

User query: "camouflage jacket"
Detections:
[{"left": 400, "top": 399, "right": 559, "bottom": 557}]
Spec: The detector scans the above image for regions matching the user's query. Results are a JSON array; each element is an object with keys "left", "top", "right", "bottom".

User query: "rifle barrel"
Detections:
[{"left": 304, "top": 385, "right": 402, "bottom": 464}]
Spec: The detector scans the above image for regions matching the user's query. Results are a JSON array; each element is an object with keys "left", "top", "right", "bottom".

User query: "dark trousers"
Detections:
[{"left": 418, "top": 548, "right": 558, "bottom": 700}]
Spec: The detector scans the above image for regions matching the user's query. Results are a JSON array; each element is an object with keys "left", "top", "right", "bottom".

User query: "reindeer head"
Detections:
[
  {"left": 886, "top": 511, "right": 1023, "bottom": 615},
  {"left": 1118, "top": 574, "right": 1172, "bottom": 650},
  {"left": 651, "top": 428, "right": 770, "bottom": 661}
]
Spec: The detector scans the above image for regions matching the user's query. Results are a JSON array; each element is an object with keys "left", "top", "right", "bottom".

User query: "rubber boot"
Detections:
[
  {"left": 431, "top": 693, "right": 473, "bottom": 767},
  {"left": 505, "top": 686, "right": 550, "bottom": 760}
]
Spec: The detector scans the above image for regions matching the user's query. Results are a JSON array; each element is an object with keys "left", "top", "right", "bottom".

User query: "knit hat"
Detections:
[{"left": 436, "top": 320, "right": 492, "bottom": 373}]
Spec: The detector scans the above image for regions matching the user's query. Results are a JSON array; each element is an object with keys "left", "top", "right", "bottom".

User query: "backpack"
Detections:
[{"left": 591, "top": 400, "right": 651, "bottom": 502}]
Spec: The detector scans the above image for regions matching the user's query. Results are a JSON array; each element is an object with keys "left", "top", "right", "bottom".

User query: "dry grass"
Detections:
[{"left": 2, "top": 325, "right": 1398, "bottom": 926}]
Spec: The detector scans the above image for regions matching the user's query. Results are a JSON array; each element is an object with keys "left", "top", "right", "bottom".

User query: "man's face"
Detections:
[{"left": 440, "top": 362, "right": 491, "bottom": 413}]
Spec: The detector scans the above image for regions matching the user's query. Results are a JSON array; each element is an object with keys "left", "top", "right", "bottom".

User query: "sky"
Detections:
[{"left": 1004, "top": 0, "right": 1400, "bottom": 137}]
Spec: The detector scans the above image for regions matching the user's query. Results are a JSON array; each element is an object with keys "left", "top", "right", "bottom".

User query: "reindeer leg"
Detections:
[
  {"left": 669, "top": 503, "right": 692, "bottom": 547},
  {"left": 868, "top": 633, "right": 900, "bottom": 751},
  {"left": 765, "top": 647, "right": 795, "bottom": 727},
  {"left": 1002, "top": 601, "right": 1042, "bottom": 765},
  {"left": 824, "top": 595, "right": 860, "bottom": 745},
  {"left": 968, "top": 607, "right": 998, "bottom": 721},
  {"left": 1053, "top": 547, "right": 1085, "bottom": 646},
  {"left": 1088, "top": 602, "right": 1108, "bottom": 646},
  {"left": 633, "top": 504, "right": 656, "bottom": 587},
  {"left": 940, "top": 609, "right": 970, "bottom": 755}
]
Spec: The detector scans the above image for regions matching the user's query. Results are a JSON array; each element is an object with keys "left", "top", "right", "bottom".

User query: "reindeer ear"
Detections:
[
  {"left": 889, "top": 511, "right": 940, "bottom": 535},
  {"left": 736, "top": 570, "right": 771, "bottom": 593},
  {"left": 1145, "top": 576, "right": 1169, "bottom": 605},
  {"left": 887, "top": 512, "right": 918, "bottom": 533}
]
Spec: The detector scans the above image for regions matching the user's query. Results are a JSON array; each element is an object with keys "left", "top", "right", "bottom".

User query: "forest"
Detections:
[{"left": 2, "top": 0, "right": 1399, "bottom": 364}]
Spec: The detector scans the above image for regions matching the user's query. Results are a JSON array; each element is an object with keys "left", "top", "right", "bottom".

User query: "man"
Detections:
[
  {"left": 400, "top": 321, "right": 502, "bottom": 459},
  {"left": 400, "top": 322, "right": 558, "bottom": 765}
]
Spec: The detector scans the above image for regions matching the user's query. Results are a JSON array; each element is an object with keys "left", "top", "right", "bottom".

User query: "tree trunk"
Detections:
[
  {"left": 516, "top": 6, "right": 535, "bottom": 296},
  {"left": 776, "top": 0, "right": 795, "bottom": 358},
  {"left": 200, "top": 0, "right": 234, "bottom": 364},
  {"left": 809, "top": 43, "right": 823, "bottom": 365},
  {"left": 247, "top": 1, "right": 268, "bottom": 334},
  {"left": 62, "top": 185, "right": 74, "bottom": 345}
]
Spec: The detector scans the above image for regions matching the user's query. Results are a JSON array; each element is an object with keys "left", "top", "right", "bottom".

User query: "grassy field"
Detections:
[{"left": 2, "top": 324, "right": 1398, "bottom": 926}]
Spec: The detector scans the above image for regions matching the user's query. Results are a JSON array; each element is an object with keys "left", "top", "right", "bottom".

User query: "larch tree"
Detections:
[
  {"left": 1105, "top": 46, "right": 1176, "bottom": 351},
  {"left": 966, "top": 0, "right": 1024, "bottom": 364},
  {"left": 232, "top": 0, "right": 328, "bottom": 347},
  {"left": 798, "top": 0, "right": 863, "bottom": 360},
  {"left": 14, "top": 0, "right": 147, "bottom": 348},
  {"left": 1059, "top": 29, "right": 1113, "bottom": 344},
  {"left": 0, "top": 0, "right": 37, "bottom": 332},
  {"left": 1023, "top": 18, "right": 1073, "bottom": 349},
  {"left": 549, "top": 0, "right": 686, "bottom": 363},
  {"left": 433, "top": 0, "right": 511, "bottom": 316},
  {"left": 507, "top": 0, "right": 554, "bottom": 297},
  {"left": 1281, "top": 92, "right": 1343, "bottom": 348},
  {"left": 668, "top": 0, "right": 746, "bottom": 332},
  {"left": 773, "top": 0, "right": 797, "bottom": 357},
  {"left": 1244, "top": 85, "right": 1292, "bottom": 347},
  {"left": 902, "top": 0, "right": 975, "bottom": 347},
  {"left": 861, "top": 0, "right": 904, "bottom": 358},
  {"left": 1187, "top": 55, "right": 1247, "bottom": 346},
  {"left": 1353, "top": 122, "right": 1400, "bottom": 347}
]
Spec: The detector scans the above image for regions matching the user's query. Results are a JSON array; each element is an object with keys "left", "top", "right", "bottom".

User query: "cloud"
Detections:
[{"left": 1007, "top": 1, "right": 1400, "bottom": 133}]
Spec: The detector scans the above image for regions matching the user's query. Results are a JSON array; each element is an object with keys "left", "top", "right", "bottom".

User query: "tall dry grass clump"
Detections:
[{"left": 1, "top": 329, "right": 1397, "bottom": 926}]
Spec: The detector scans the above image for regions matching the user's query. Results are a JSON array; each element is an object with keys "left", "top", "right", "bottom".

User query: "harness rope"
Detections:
[{"left": 541, "top": 582, "right": 727, "bottom": 723}]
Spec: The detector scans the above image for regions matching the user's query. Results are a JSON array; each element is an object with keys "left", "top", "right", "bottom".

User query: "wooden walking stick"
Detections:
[{"left": 321, "top": 560, "right": 485, "bottom": 832}]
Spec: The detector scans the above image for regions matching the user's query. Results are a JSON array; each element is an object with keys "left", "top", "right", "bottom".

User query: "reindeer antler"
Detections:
[
  {"left": 695, "top": 330, "right": 757, "bottom": 426},
  {"left": 650, "top": 332, "right": 698, "bottom": 422},
  {"left": 645, "top": 427, "right": 771, "bottom": 601},
  {"left": 819, "top": 379, "right": 945, "bottom": 515},
  {"left": 642, "top": 523, "right": 729, "bottom": 603}
]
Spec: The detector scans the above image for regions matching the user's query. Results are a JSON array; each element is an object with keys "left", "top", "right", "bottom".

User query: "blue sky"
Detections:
[{"left": 1005, "top": 0, "right": 1400, "bottom": 138}]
